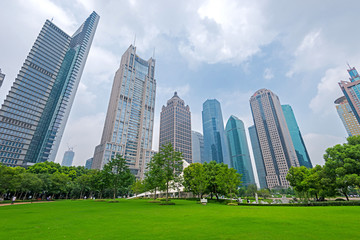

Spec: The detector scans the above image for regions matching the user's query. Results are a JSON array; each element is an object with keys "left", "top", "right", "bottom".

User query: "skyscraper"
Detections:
[
  {"left": 339, "top": 65, "right": 360, "bottom": 125},
  {"left": 85, "top": 157, "right": 93, "bottom": 170},
  {"left": 61, "top": 148, "right": 75, "bottom": 167},
  {"left": 282, "top": 105, "right": 312, "bottom": 168},
  {"left": 335, "top": 96, "right": 360, "bottom": 136},
  {"left": 202, "top": 99, "right": 230, "bottom": 166},
  {"left": 159, "top": 92, "right": 192, "bottom": 163},
  {"left": 0, "top": 12, "right": 99, "bottom": 167},
  {"left": 92, "top": 45, "right": 156, "bottom": 179},
  {"left": 0, "top": 69, "right": 5, "bottom": 88},
  {"left": 250, "top": 89, "right": 299, "bottom": 189},
  {"left": 191, "top": 131, "right": 204, "bottom": 163},
  {"left": 248, "top": 125, "right": 267, "bottom": 189},
  {"left": 225, "top": 115, "right": 255, "bottom": 186}
]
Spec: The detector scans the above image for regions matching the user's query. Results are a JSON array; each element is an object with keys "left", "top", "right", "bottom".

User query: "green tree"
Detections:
[
  {"left": 245, "top": 184, "right": 258, "bottom": 198},
  {"left": 103, "top": 155, "right": 135, "bottom": 200},
  {"left": 144, "top": 153, "right": 166, "bottom": 199},
  {"left": 131, "top": 179, "right": 145, "bottom": 196},
  {"left": 183, "top": 163, "right": 208, "bottom": 199},
  {"left": 217, "top": 166, "right": 241, "bottom": 200}
]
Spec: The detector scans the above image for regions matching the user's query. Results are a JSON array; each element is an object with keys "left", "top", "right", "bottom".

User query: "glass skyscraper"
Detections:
[
  {"left": 159, "top": 92, "right": 192, "bottom": 163},
  {"left": 85, "top": 157, "right": 93, "bottom": 170},
  {"left": 61, "top": 149, "right": 75, "bottom": 167},
  {"left": 225, "top": 115, "right": 255, "bottom": 186},
  {"left": 0, "top": 12, "right": 99, "bottom": 167},
  {"left": 191, "top": 131, "right": 204, "bottom": 163},
  {"left": 248, "top": 125, "right": 267, "bottom": 189},
  {"left": 334, "top": 96, "right": 360, "bottom": 136},
  {"left": 92, "top": 45, "right": 156, "bottom": 179},
  {"left": 281, "top": 105, "right": 312, "bottom": 168},
  {"left": 202, "top": 99, "right": 230, "bottom": 166},
  {"left": 339, "top": 65, "right": 360, "bottom": 125},
  {"left": 0, "top": 69, "right": 5, "bottom": 88},
  {"left": 250, "top": 89, "right": 299, "bottom": 189}
]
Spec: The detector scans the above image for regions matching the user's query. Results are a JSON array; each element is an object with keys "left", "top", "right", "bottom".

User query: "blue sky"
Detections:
[{"left": 0, "top": 0, "right": 357, "bottom": 168}]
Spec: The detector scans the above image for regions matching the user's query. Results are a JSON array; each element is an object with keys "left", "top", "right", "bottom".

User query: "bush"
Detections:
[
  {"left": 108, "top": 200, "right": 119, "bottom": 203},
  {"left": 156, "top": 198, "right": 167, "bottom": 201},
  {"left": 94, "top": 199, "right": 106, "bottom": 202},
  {"left": 160, "top": 202, "right": 175, "bottom": 205},
  {"left": 335, "top": 198, "right": 346, "bottom": 201},
  {"left": 227, "top": 203, "right": 238, "bottom": 206},
  {"left": 148, "top": 200, "right": 161, "bottom": 203},
  {"left": 237, "top": 200, "right": 360, "bottom": 207}
]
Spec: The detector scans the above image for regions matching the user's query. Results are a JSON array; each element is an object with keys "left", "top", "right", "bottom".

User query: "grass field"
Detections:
[{"left": 1, "top": 199, "right": 359, "bottom": 240}]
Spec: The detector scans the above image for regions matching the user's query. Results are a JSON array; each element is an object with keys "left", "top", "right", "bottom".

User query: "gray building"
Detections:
[
  {"left": 61, "top": 149, "right": 75, "bottom": 167},
  {"left": 0, "top": 69, "right": 5, "bottom": 88},
  {"left": 92, "top": 45, "right": 156, "bottom": 179},
  {"left": 159, "top": 92, "right": 192, "bottom": 163},
  {"left": 249, "top": 125, "right": 267, "bottom": 189},
  {"left": 202, "top": 99, "right": 230, "bottom": 166},
  {"left": 0, "top": 12, "right": 99, "bottom": 167},
  {"left": 250, "top": 89, "right": 299, "bottom": 189},
  {"left": 191, "top": 131, "right": 204, "bottom": 163},
  {"left": 225, "top": 115, "right": 255, "bottom": 186},
  {"left": 85, "top": 157, "right": 93, "bottom": 169}
]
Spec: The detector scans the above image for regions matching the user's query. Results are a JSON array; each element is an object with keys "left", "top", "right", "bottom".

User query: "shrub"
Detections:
[
  {"left": 94, "top": 199, "right": 106, "bottom": 202},
  {"left": 160, "top": 202, "right": 175, "bottom": 205},
  {"left": 148, "top": 200, "right": 161, "bottom": 203},
  {"left": 108, "top": 201, "right": 119, "bottom": 203},
  {"left": 227, "top": 203, "right": 238, "bottom": 206},
  {"left": 156, "top": 198, "right": 167, "bottom": 201},
  {"left": 335, "top": 198, "right": 346, "bottom": 201}
]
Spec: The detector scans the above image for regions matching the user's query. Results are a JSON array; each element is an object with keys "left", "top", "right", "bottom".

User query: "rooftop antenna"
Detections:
[
  {"left": 133, "top": 34, "right": 136, "bottom": 47},
  {"left": 347, "top": 62, "right": 352, "bottom": 69},
  {"left": 51, "top": 17, "right": 54, "bottom": 22}
]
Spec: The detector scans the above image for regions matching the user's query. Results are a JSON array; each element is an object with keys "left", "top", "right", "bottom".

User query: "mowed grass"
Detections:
[{"left": 1, "top": 199, "right": 359, "bottom": 240}]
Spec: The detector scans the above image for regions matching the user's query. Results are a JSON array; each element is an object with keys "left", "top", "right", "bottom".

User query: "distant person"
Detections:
[{"left": 11, "top": 196, "right": 16, "bottom": 204}]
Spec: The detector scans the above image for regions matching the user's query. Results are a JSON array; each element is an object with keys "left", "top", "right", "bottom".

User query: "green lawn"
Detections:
[{"left": 1, "top": 199, "right": 359, "bottom": 239}]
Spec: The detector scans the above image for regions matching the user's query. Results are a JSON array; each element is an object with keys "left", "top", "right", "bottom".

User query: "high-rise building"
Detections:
[
  {"left": 248, "top": 125, "right": 267, "bottom": 189},
  {"left": 281, "top": 105, "right": 312, "bottom": 168},
  {"left": 202, "top": 99, "right": 230, "bottom": 166},
  {"left": 159, "top": 92, "right": 192, "bottom": 163},
  {"left": 339, "top": 65, "right": 360, "bottom": 125},
  {"left": 92, "top": 45, "right": 156, "bottom": 179},
  {"left": 61, "top": 148, "right": 74, "bottom": 167},
  {"left": 85, "top": 157, "right": 93, "bottom": 170},
  {"left": 191, "top": 131, "right": 204, "bottom": 163},
  {"left": 225, "top": 115, "right": 255, "bottom": 186},
  {"left": 0, "top": 12, "right": 99, "bottom": 167},
  {"left": 335, "top": 96, "right": 360, "bottom": 136},
  {"left": 250, "top": 89, "right": 299, "bottom": 189},
  {"left": 0, "top": 69, "right": 5, "bottom": 88}
]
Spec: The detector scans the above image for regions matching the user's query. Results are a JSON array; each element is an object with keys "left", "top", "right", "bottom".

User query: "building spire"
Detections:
[{"left": 347, "top": 62, "right": 352, "bottom": 70}]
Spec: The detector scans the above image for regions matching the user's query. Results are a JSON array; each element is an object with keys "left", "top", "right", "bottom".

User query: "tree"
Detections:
[
  {"left": 203, "top": 161, "right": 221, "bottom": 199},
  {"left": 158, "top": 143, "right": 183, "bottom": 203},
  {"left": 103, "top": 155, "right": 135, "bottom": 200},
  {"left": 183, "top": 163, "right": 208, "bottom": 199},
  {"left": 144, "top": 153, "right": 166, "bottom": 199},
  {"left": 217, "top": 166, "right": 241, "bottom": 200},
  {"left": 131, "top": 179, "right": 145, "bottom": 196},
  {"left": 257, "top": 189, "right": 271, "bottom": 199}
]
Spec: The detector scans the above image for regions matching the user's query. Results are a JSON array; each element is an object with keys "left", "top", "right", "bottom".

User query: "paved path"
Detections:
[{"left": 0, "top": 201, "right": 52, "bottom": 207}]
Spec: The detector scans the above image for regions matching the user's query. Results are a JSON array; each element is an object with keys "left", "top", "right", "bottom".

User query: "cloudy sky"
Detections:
[{"left": 0, "top": 0, "right": 356, "bottom": 170}]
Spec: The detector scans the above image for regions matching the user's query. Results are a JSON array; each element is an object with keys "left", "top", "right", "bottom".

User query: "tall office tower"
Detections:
[
  {"left": 0, "top": 69, "right": 5, "bottom": 88},
  {"left": 202, "top": 99, "right": 230, "bottom": 166},
  {"left": 159, "top": 92, "right": 192, "bottom": 163},
  {"left": 225, "top": 116, "right": 255, "bottom": 186},
  {"left": 85, "top": 157, "right": 93, "bottom": 170},
  {"left": 191, "top": 131, "right": 204, "bottom": 163},
  {"left": 92, "top": 45, "right": 156, "bottom": 179},
  {"left": 61, "top": 148, "right": 75, "bottom": 167},
  {"left": 335, "top": 96, "right": 360, "bottom": 136},
  {"left": 250, "top": 89, "right": 299, "bottom": 189},
  {"left": 248, "top": 125, "right": 267, "bottom": 189},
  {"left": 281, "top": 105, "right": 312, "bottom": 168},
  {"left": 0, "top": 12, "right": 99, "bottom": 167},
  {"left": 339, "top": 65, "right": 360, "bottom": 125}
]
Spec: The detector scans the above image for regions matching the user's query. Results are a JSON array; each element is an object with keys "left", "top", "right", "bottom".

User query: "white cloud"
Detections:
[{"left": 263, "top": 68, "right": 274, "bottom": 80}]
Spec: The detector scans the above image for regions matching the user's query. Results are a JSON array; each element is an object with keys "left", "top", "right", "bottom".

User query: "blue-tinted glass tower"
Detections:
[
  {"left": 0, "top": 12, "right": 99, "bottom": 167},
  {"left": 192, "top": 131, "right": 204, "bottom": 163},
  {"left": 225, "top": 116, "right": 255, "bottom": 186},
  {"left": 61, "top": 149, "right": 75, "bottom": 167},
  {"left": 202, "top": 99, "right": 230, "bottom": 166},
  {"left": 248, "top": 125, "right": 267, "bottom": 189},
  {"left": 281, "top": 105, "right": 312, "bottom": 168}
]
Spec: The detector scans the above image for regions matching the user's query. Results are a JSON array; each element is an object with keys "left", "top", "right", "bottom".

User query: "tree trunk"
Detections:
[
  {"left": 113, "top": 188, "right": 116, "bottom": 200},
  {"left": 154, "top": 187, "right": 157, "bottom": 200},
  {"left": 216, "top": 193, "right": 219, "bottom": 200},
  {"left": 166, "top": 181, "right": 169, "bottom": 203},
  {"left": 23, "top": 192, "right": 28, "bottom": 201},
  {"left": 344, "top": 192, "right": 349, "bottom": 201}
]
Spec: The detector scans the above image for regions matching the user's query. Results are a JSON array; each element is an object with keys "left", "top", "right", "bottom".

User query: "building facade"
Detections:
[
  {"left": 225, "top": 115, "right": 255, "bottom": 186},
  {"left": 0, "top": 12, "right": 99, "bottom": 167},
  {"left": 159, "top": 92, "right": 192, "bottom": 163},
  {"left": 92, "top": 45, "right": 156, "bottom": 179},
  {"left": 335, "top": 96, "right": 360, "bottom": 136},
  {"left": 250, "top": 89, "right": 299, "bottom": 189},
  {"left": 248, "top": 125, "right": 267, "bottom": 189},
  {"left": 202, "top": 99, "right": 230, "bottom": 166},
  {"left": 61, "top": 149, "right": 74, "bottom": 167},
  {"left": 191, "top": 131, "right": 204, "bottom": 163},
  {"left": 85, "top": 157, "right": 93, "bottom": 170},
  {"left": 0, "top": 69, "right": 5, "bottom": 88},
  {"left": 281, "top": 105, "right": 312, "bottom": 168},
  {"left": 339, "top": 66, "right": 360, "bottom": 125}
]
